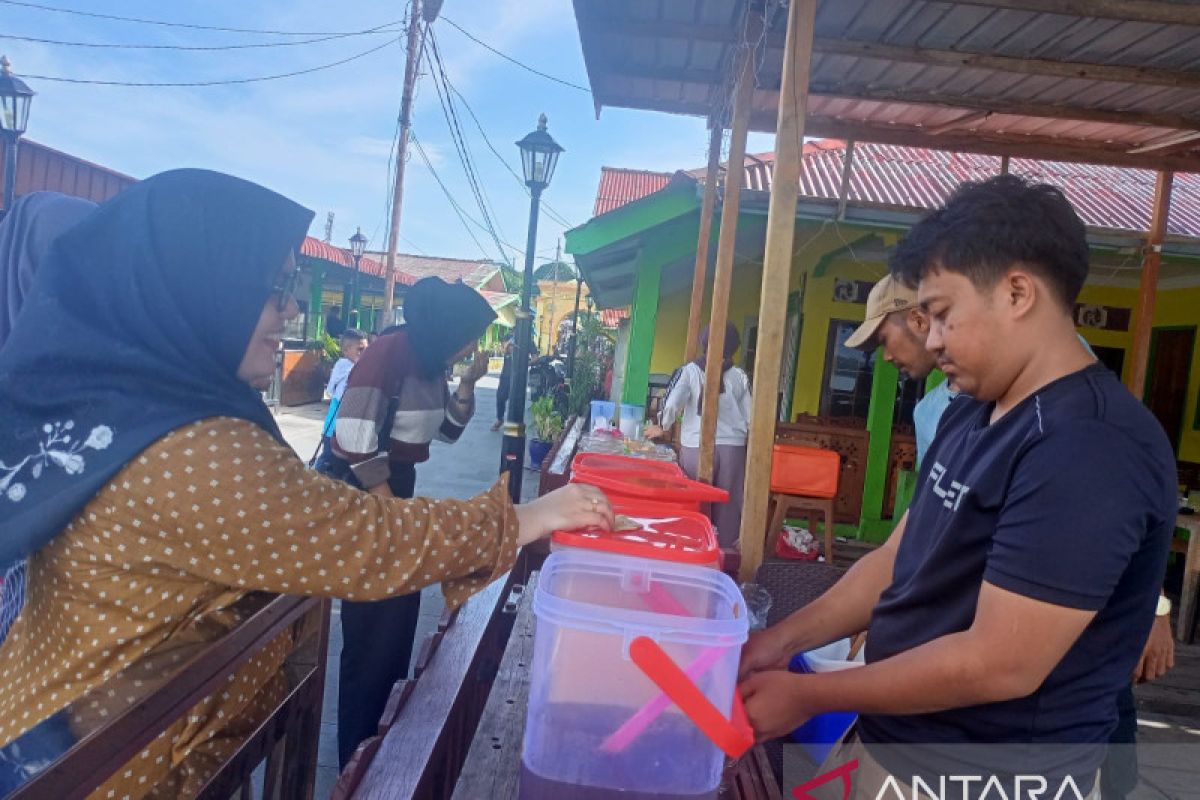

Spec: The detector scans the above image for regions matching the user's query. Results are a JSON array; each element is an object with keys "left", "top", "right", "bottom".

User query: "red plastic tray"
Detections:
[
  {"left": 572, "top": 470, "right": 729, "bottom": 505},
  {"left": 552, "top": 501, "right": 720, "bottom": 566},
  {"left": 572, "top": 452, "right": 684, "bottom": 478}
]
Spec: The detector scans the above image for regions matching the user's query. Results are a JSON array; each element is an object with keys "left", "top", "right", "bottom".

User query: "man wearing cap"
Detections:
[{"left": 844, "top": 274, "right": 945, "bottom": 466}]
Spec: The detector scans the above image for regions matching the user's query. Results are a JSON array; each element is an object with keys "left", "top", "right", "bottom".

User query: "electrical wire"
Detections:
[
  {"left": 19, "top": 37, "right": 399, "bottom": 86},
  {"left": 0, "top": 21, "right": 404, "bottom": 51},
  {"left": 425, "top": 29, "right": 517, "bottom": 264},
  {"left": 410, "top": 131, "right": 496, "bottom": 262},
  {"left": 0, "top": 0, "right": 391, "bottom": 36},
  {"left": 445, "top": 82, "right": 576, "bottom": 230},
  {"left": 439, "top": 17, "right": 591, "bottom": 94}
]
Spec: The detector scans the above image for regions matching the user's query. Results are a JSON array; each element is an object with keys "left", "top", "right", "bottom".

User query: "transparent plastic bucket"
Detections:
[{"left": 523, "top": 550, "right": 749, "bottom": 797}]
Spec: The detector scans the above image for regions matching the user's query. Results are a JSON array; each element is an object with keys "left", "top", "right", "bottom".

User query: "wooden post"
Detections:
[
  {"left": 685, "top": 126, "right": 724, "bottom": 362},
  {"left": 1128, "top": 170, "right": 1174, "bottom": 400},
  {"left": 737, "top": 0, "right": 818, "bottom": 581},
  {"left": 835, "top": 140, "right": 856, "bottom": 221},
  {"left": 697, "top": 14, "right": 760, "bottom": 483}
]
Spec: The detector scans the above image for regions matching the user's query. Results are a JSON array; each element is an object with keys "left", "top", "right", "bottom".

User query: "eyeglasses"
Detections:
[{"left": 270, "top": 268, "right": 301, "bottom": 312}]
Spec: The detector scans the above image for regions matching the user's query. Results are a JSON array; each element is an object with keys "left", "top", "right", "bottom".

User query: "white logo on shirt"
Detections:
[{"left": 928, "top": 462, "right": 970, "bottom": 511}]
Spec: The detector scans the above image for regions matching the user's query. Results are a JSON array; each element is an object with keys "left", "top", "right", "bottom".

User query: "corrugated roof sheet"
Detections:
[
  {"left": 600, "top": 307, "right": 630, "bottom": 327},
  {"left": 595, "top": 139, "right": 1200, "bottom": 238},
  {"left": 594, "top": 167, "right": 674, "bottom": 215},
  {"left": 365, "top": 252, "right": 500, "bottom": 288}
]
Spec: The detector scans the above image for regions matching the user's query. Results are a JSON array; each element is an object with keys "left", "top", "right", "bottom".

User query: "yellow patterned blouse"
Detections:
[{"left": 0, "top": 417, "right": 518, "bottom": 799}]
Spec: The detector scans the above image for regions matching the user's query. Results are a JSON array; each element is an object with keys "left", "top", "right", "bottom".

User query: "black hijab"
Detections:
[
  {"left": 0, "top": 169, "right": 314, "bottom": 569},
  {"left": 403, "top": 277, "right": 496, "bottom": 378}
]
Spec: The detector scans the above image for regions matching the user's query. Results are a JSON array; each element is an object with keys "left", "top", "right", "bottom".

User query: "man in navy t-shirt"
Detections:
[{"left": 740, "top": 176, "right": 1176, "bottom": 795}]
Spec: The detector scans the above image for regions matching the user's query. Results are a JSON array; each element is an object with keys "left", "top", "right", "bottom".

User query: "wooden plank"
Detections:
[
  {"left": 686, "top": 126, "right": 723, "bottom": 363},
  {"left": 351, "top": 577, "right": 510, "bottom": 800},
  {"left": 1127, "top": 171, "right": 1174, "bottom": 399},
  {"left": 450, "top": 575, "right": 538, "bottom": 800},
  {"left": 812, "top": 37, "right": 1200, "bottom": 91},
  {"left": 699, "top": 13, "right": 760, "bottom": 483},
  {"left": 950, "top": 0, "right": 1200, "bottom": 27},
  {"left": 737, "top": 0, "right": 819, "bottom": 582}
]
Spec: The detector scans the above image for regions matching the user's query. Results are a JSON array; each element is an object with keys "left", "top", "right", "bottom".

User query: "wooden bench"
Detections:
[{"left": 11, "top": 593, "right": 330, "bottom": 800}]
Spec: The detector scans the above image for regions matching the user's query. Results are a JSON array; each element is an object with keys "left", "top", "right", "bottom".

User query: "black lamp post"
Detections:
[
  {"left": 348, "top": 227, "right": 368, "bottom": 329},
  {"left": 0, "top": 56, "right": 34, "bottom": 214},
  {"left": 501, "top": 114, "right": 563, "bottom": 502}
]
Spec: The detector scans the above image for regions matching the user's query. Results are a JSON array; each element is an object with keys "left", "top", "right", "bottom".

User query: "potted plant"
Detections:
[{"left": 529, "top": 395, "right": 564, "bottom": 470}]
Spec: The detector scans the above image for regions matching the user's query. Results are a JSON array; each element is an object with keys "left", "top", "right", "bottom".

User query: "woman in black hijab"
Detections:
[
  {"left": 324, "top": 275, "right": 498, "bottom": 766},
  {"left": 0, "top": 171, "right": 611, "bottom": 796}
]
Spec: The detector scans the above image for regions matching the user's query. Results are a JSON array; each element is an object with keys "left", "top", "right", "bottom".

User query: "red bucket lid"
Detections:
[
  {"left": 552, "top": 502, "right": 719, "bottom": 565},
  {"left": 572, "top": 452, "right": 683, "bottom": 478},
  {"left": 572, "top": 470, "right": 729, "bottom": 505}
]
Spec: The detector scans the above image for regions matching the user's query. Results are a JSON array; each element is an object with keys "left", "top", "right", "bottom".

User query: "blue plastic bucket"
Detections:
[{"left": 787, "top": 653, "right": 857, "bottom": 763}]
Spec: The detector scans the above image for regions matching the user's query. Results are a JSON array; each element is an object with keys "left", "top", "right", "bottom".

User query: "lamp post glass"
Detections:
[{"left": 502, "top": 115, "right": 564, "bottom": 502}]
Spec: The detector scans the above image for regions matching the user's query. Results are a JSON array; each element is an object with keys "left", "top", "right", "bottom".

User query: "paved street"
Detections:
[{"left": 275, "top": 376, "right": 533, "bottom": 798}]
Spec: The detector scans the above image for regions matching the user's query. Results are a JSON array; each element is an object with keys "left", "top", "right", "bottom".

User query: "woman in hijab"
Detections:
[
  {"left": 0, "top": 192, "right": 98, "bottom": 642},
  {"left": 645, "top": 322, "right": 752, "bottom": 548},
  {"left": 0, "top": 170, "right": 612, "bottom": 798},
  {"left": 323, "top": 274, "right": 497, "bottom": 766}
]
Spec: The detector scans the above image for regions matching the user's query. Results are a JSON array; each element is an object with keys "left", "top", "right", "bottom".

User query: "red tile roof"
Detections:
[
  {"left": 595, "top": 140, "right": 1200, "bottom": 239},
  {"left": 300, "top": 238, "right": 414, "bottom": 284},
  {"left": 600, "top": 307, "right": 629, "bottom": 328},
  {"left": 594, "top": 167, "right": 674, "bottom": 216},
  {"left": 365, "top": 251, "right": 500, "bottom": 289}
]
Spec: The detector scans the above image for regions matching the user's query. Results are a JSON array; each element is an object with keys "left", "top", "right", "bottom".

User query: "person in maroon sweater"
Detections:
[{"left": 322, "top": 276, "right": 496, "bottom": 766}]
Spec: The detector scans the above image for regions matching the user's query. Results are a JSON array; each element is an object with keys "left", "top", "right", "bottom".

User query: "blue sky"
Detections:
[{"left": 1, "top": 0, "right": 775, "bottom": 266}]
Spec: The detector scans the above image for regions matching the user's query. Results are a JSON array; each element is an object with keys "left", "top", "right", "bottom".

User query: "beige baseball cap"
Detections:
[{"left": 844, "top": 274, "right": 919, "bottom": 350}]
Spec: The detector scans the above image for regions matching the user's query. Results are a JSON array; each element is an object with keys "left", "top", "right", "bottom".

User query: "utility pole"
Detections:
[{"left": 382, "top": 0, "right": 438, "bottom": 322}]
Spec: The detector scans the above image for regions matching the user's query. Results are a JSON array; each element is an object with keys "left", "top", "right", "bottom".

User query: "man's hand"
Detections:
[
  {"left": 740, "top": 670, "right": 812, "bottom": 742},
  {"left": 739, "top": 625, "right": 794, "bottom": 680},
  {"left": 643, "top": 423, "right": 666, "bottom": 441},
  {"left": 1134, "top": 615, "right": 1175, "bottom": 684},
  {"left": 461, "top": 347, "right": 489, "bottom": 386}
]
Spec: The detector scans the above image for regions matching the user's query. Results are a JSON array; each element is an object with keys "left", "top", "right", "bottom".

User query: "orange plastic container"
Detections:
[
  {"left": 572, "top": 452, "right": 684, "bottom": 479},
  {"left": 552, "top": 501, "right": 721, "bottom": 568},
  {"left": 770, "top": 444, "right": 840, "bottom": 498},
  {"left": 572, "top": 470, "right": 729, "bottom": 511}
]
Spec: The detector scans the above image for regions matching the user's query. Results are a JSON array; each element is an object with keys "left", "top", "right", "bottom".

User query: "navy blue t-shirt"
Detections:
[{"left": 859, "top": 364, "right": 1175, "bottom": 775}]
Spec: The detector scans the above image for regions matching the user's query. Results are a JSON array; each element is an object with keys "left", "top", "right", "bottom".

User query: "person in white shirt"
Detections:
[
  {"left": 312, "top": 328, "right": 369, "bottom": 468},
  {"left": 645, "top": 322, "right": 752, "bottom": 547}
]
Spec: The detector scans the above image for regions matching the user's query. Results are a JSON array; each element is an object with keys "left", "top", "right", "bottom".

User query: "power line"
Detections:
[
  {"left": 410, "top": 131, "right": 495, "bottom": 262},
  {"left": 439, "top": 17, "right": 591, "bottom": 94},
  {"left": 445, "top": 82, "right": 575, "bottom": 230},
  {"left": 425, "top": 29, "right": 515, "bottom": 264},
  {"left": 0, "top": 21, "right": 403, "bottom": 51},
  {"left": 19, "top": 37, "right": 399, "bottom": 86},
  {"left": 0, "top": 0, "right": 392, "bottom": 36}
]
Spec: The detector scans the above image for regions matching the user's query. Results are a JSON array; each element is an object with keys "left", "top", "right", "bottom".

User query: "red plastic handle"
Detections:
[{"left": 628, "top": 636, "right": 754, "bottom": 759}]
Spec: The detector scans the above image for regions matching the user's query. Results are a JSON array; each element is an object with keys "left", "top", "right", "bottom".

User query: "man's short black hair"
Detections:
[
  {"left": 339, "top": 328, "right": 368, "bottom": 342},
  {"left": 889, "top": 175, "right": 1089, "bottom": 310}
]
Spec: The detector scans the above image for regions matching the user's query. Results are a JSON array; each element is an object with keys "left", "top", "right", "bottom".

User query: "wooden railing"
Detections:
[{"left": 11, "top": 593, "right": 330, "bottom": 800}]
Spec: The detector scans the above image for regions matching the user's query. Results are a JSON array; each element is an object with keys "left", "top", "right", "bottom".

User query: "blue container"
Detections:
[{"left": 787, "top": 653, "right": 856, "bottom": 763}]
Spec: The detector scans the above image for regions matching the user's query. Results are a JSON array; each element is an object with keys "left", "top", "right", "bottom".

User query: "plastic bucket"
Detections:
[
  {"left": 787, "top": 640, "right": 863, "bottom": 762},
  {"left": 590, "top": 400, "right": 616, "bottom": 431},
  {"left": 523, "top": 550, "right": 748, "bottom": 797}
]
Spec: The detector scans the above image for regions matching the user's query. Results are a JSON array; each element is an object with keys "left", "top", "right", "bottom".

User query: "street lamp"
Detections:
[
  {"left": 348, "top": 227, "right": 368, "bottom": 329},
  {"left": 0, "top": 56, "right": 35, "bottom": 214},
  {"left": 501, "top": 114, "right": 564, "bottom": 502}
]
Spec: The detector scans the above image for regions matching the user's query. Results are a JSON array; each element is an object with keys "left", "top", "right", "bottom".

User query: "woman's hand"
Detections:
[
  {"left": 461, "top": 347, "right": 489, "bottom": 386},
  {"left": 643, "top": 423, "right": 666, "bottom": 441},
  {"left": 515, "top": 483, "right": 614, "bottom": 547}
]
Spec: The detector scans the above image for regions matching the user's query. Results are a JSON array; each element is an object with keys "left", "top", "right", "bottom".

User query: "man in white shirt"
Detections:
[{"left": 313, "top": 329, "right": 368, "bottom": 467}]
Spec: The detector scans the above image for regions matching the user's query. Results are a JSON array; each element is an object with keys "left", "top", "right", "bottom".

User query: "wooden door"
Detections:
[{"left": 1145, "top": 327, "right": 1195, "bottom": 449}]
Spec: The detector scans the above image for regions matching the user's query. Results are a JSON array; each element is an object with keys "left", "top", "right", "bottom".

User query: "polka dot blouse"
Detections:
[{"left": 0, "top": 417, "right": 518, "bottom": 798}]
